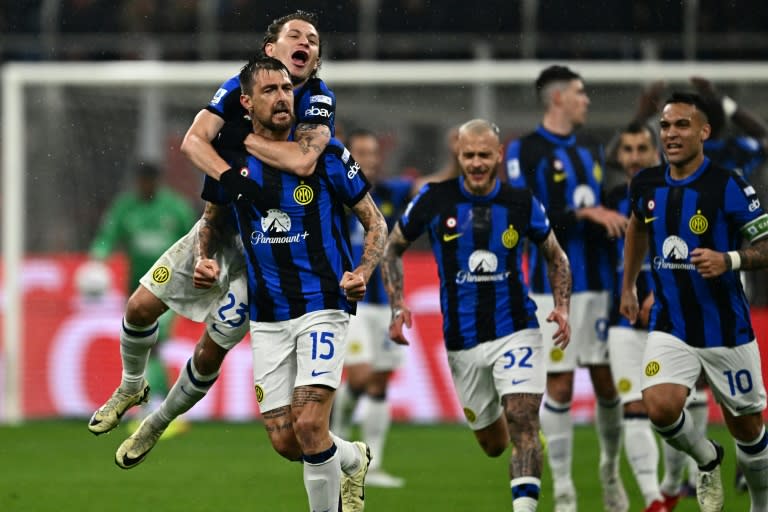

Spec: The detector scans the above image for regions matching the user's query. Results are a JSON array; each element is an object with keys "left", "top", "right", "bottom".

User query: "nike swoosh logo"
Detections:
[
  {"left": 553, "top": 172, "right": 567, "bottom": 183},
  {"left": 117, "top": 450, "right": 149, "bottom": 469},
  {"left": 311, "top": 369, "right": 331, "bottom": 377},
  {"left": 511, "top": 378, "right": 530, "bottom": 385},
  {"left": 644, "top": 217, "right": 658, "bottom": 224},
  {"left": 442, "top": 233, "right": 463, "bottom": 242},
  {"left": 211, "top": 324, "right": 225, "bottom": 335}
]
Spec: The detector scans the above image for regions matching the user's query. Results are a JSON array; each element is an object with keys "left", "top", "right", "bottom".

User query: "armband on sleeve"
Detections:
[{"left": 740, "top": 214, "right": 768, "bottom": 243}]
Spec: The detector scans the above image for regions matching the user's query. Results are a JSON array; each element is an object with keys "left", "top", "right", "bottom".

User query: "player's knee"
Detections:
[
  {"left": 293, "top": 414, "right": 324, "bottom": 443},
  {"left": 193, "top": 335, "right": 227, "bottom": 374},
  {"left": 270, "top": 434, "right": 302, "bottom": 461},
  {"left": 125, "top": 293, "right": 163, "bottom": 326},
  {"left": 480, "top": 437, "right": 508, "bottom": 458}
]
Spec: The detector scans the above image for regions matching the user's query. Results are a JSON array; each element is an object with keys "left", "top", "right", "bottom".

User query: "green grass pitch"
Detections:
[{"left": 0, "top": 420, "right": 749, "bottom": 511}]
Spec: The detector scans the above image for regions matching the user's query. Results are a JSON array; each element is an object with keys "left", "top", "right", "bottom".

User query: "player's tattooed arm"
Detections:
[
  {"left": 196, "top": 201, "right": 230, "bottom": 259},
  {"left": 381, "top": 224, "right": 412, "bottom": 309},
  {"left": 504, "top": 393, "right": 544, "bottom": 477},
  {"left": 350, "top": 193, "right": 388, "bottom": 283},
  {"left": 539, "top": 231, "right": 572, "bottom": 310},
  {"left": 243, "top": 123, "right": 330, "bottom": 177},
  {"left": 738, "top": 237, "right": 768, "bottom": 270},
  {"left": 295, "top": 123, "right": 331, "bottom": 158}
]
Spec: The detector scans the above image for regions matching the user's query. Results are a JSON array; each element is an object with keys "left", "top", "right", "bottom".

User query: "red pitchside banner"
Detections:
[{"left": 2, "top": 252, "right": 768, "bottom": 423}]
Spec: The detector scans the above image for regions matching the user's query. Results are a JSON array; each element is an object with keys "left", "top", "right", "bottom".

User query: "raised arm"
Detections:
[
  {"left": 538, "top": 230, "right": 572, "bottom": 348},
  {"left": 244, "top": 123, "right": 331, "bottom": 177},
  {"left": 381, "top": 224, "right": 413, "bottom": 345}
]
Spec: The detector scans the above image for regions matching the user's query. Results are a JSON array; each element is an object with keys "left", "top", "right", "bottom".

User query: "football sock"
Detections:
[
  {"left": 331, "top": 382, "right": 361, "bottom": 439},
  {"left": 684, "top": 397, "right": 709, "bottom": 485},
  {"left": 362, "top": 395, "right": 390, "bottom": 471},
  {"left": 659, "top": 441, "right": 687, "bottom": 496},
  {"left": 540, "top": 398, "right": 574, "bottom": 497},
  {"left": 510, "top": 476, "right": 540, "bottom": 512},
  {"left": 654, "top": 410, "right": 716, "bottom": 467},
  {"left": 330, "top": 432, "right": 363, "bottom": 476},
  {"left": 119, "top": 318, "right": 158, "bottom": 393},
  {"left": 623, "top": 415, "right": 662, "bottom": 505},
  {"left": 736, "top": 426, "right": 768, "bottom": 510},
  {"left": 303, "top": 444, "right": 341, "bottom": 512},
  {"left": 596, "top": 397, "right": 623, "bottom": 473},
  {"left": 154, "top": 358, "right": 219, "bottom": 427}
]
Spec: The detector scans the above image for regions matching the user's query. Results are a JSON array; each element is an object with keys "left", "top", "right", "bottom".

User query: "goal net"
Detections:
[{"left": 3, "top": 60, "right": 768, "bottom": 424}]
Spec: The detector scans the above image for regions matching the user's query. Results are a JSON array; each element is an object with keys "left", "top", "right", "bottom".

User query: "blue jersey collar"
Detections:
[
  {"left": 459, "top": 176, "right": 501, "bottom": 201},
  {"left": 665, "top": 156, "right": 710, "bottom": 186},
  {"left": 536, "top": 125, "right": 576, "bottom": 146}
]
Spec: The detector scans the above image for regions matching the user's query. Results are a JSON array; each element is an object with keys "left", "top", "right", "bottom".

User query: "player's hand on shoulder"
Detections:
[
  {"left": 193, "top": 258, "right": 220, "bottom": 289},
  {"left": 340, "top": 271, "right": 366, "bottom": 302},
  {"left": 388, "top": 306, "right": 412, "bottom": 346},
  {"left": 690, "top": 247, "right": 728, "bottom": 279},
  {"left": 546, "top": 307, "right": 570, "bottom": 349}
]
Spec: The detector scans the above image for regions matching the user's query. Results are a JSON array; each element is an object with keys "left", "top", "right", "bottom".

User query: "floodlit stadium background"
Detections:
[{"left": 2, "top": 1, "right": 768, "bottom": 424}]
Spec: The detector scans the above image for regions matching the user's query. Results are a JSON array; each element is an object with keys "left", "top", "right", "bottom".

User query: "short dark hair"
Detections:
[
  {"left": 263, "top": 10, "right": 321, "bottom": 54},
  {"left": 535, "top": 65, "right": 582, "bottom": 100},
  {"left": 621, "top": 120, "right": 658, "bottom": 148},
  {"left": 664, "top": 92, "right": 712, "bottom": 124},
  {"left": 238, "top": 54, "right": 290, "bottom": 95}
]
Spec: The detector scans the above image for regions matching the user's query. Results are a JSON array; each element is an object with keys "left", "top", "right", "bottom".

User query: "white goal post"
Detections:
[{"left": 3, "top": 59, "right": 768, "bottom": 424}]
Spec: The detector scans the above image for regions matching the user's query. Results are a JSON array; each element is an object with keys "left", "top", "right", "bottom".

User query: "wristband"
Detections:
[
  {"left": 391, "top": 307, "right": 403, "bottom": 319},
  {"left": 727, "top": 250, "right": 741, "bottom": 271},
  {"left": 722, "top": 96, "right": 738, "bottom": 118}
]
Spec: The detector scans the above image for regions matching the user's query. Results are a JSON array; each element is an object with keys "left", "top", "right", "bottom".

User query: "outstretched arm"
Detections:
[
  {"left": 538, "top": 231, "right": 572, "bottom": 348},
  {"left": 244, "top": 123, "right": 331, "bottom": 177},
  {"left": 341, "top": 193, "right": 387, "bottom": 301},
  {"left": 381, "top": 224, "right": 413, "bottom": 345}
]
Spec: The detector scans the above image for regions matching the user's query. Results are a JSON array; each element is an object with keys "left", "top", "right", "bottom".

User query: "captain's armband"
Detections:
[{"left": 741, "top": 214, "right": 768, "bottom": 243}]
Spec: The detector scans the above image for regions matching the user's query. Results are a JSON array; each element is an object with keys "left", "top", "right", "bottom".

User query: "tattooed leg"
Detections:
[
  {"left": 504, "top": 393, "right": 544, "bottom": 479},
  {"left": 262, "top": 405, "right": 302, "bottom": 461}
]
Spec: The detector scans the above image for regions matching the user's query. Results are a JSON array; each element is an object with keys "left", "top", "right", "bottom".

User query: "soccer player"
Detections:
[
  {"left": 505, "top": 65, "right": 628, "bottom": 512},
  {"left": 331, "top": 129, "right": 410, "bottom": 488},
  {"left": 605, "top": 121, "right": 669, "bottom": 512},
  {"left": 221, "top": 56, "right": 387, "bottom": 512},
  {"left": 86, "top": 161, "right": 195, "bottom": 432},
  {"left": 621, "top": 92, "right": 768, "bottom": 512},
  {"left": 382, "top": 119, "right": 572, "bottom": 512}
]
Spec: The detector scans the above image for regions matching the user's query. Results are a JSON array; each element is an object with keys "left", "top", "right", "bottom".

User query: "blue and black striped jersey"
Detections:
[
  {"left": 349, "top": 178, "right": 412, "bottom": 305},
  {"left": 704, "top": 136, "right": 766, "bottom": 178},
  {"left": 222, "top": 143, "right": 370, "bottom": 322},
  {"left": 629, "top": 158, "right": 768, "bottom": 348},
  {"left": 398, "top": 177, "right": 551, "bottom": 351},
  {"left": 505, "top": 125, "right": 612, "bottom": 294},
  {"left": 605, "top": 183, "right": 654, "bottom": 329},
  {"left": 201, "top": 74, "right": 337, "bottom": 205}
]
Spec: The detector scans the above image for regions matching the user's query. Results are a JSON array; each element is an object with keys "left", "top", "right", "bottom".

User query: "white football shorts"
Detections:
[
  {"left": 343, "top": 303, "right": 404, "bottom": 371},
  {"left": 139, "top": 220, "right": 249, "bottom": 349},
  {"left": 447, "top": 328, "right": 545, "bottom": 431},
  {"left": 533, "top": 290, "right": 610, "bottom": 372},
  {"left": 251, "top": 309, "right": 350, "bottom": 413},
  {"left": 642, "top": 331, "right": 767, "bottom": 416},
  {"left": 608, "top": 326, "right": 647, "bottom": 404}
]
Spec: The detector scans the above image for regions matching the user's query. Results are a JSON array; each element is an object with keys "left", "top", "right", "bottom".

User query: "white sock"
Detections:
[
  {"left": 154, "top": 358, "right": 218, "bottom": 427},
  {"left": 684, "top": 398, "right": 709, "bottom": 485},
  {"left": 119, "top": 319, "right": 158, "bottom": 393},
  {"left": 331, "top": 383, "right": 359, "bottom": 440},
  {"left": 329, "top": 432, "right": 363, "bottom": 476},
  {"left": 303, "top": 444, "right": 341, "bottom": 512},
  {"left": 623, "top": 416, "right": 662, "bottom": 505},
  {"left": 540, "top": 398, "right": 574, "bottom": 497},
  {"left": 653, "top": 411, "right": 716, "bottom": 467},
  {"left": 596, "top": 398, "right": 623, "bottom": 473},
  {"left": 736, "top": 426, "right": 768, "bottom": 511},
  {"left": 511, "top": 476, "right": 540, "bottom": 512},
  {"left": 362, "top": 396, "right": 390, "bottom": 471},
  {"left": 660, "top": 441, "right": 687, "bottom": 496}
]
